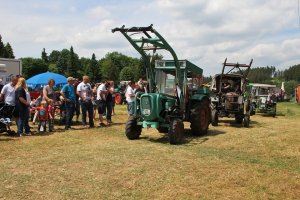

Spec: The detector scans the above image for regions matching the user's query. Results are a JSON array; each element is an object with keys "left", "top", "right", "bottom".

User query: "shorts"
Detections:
[
  {"left": 92, "top": 100, "right": 98, "bottom": 110},
  {"left": 97, "top": 100, "right": 106, "bottom": 114},
  {"left": 127, "top": 102, "right": 134, "bottom": 115}
]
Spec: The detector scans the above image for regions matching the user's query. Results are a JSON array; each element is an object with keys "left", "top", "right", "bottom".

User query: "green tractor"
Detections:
[{"left": 112, "top": 24, "right": 212, "bottom": 144}]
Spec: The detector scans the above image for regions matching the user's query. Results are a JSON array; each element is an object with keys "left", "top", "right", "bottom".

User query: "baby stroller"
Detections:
[
  {"left": 0, "top": 102, "right": 16, "bottom": 135},
  {"left": 56, "top": 100, "right": 67, "bottom": 125}
]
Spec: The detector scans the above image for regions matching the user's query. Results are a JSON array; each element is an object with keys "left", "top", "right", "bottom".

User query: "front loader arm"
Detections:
[{"left": 112, "top": 24, "right": 184, "bottom": 111}]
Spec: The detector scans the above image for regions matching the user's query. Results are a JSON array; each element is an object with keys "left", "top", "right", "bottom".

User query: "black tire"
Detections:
[
  {"left": 211, "top": 109, "right": 218, "bottom": 126},
  {"left": 168, "top": 118, "right": 184, "bottom": 145},
  {"left": 246, "top": 100, "right": 250, "bottom": 112},
  {"left": 235, "top": 112, "right": 243, "bottom": 124},
  {"left": 244, "top": 114, "right": 250, "bottom": 127},
  {"left": 249, "top": 105, "right": 254, "bottom": 116},
  {"left": 125, "top": 116, "right": 142, "bottom": 140},
  {"left": 190, "top": 99, "right": 210, "bottom": 136},
  {"left": 273, "top": 105, "right": 276, "bottom": 118},
  {"left": 157, "top": 127, "right": 169, "bottom": 133}
]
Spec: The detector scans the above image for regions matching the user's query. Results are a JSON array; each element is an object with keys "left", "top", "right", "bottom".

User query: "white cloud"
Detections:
[
  {"left": 0, "top": 0, "right": 299, "bottom": 76},
  {"left": 69, "top": 6, "right": 77, "bottom": 12},
  {"left": 86, "top": 6, "right": 110, "bottom": 19}
]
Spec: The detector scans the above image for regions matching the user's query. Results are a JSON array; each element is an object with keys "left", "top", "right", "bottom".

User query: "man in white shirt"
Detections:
[
  {"left": 0, "top": 76, "right": 19, "bottom": 132},
  {"left": 76, "top": 75, "right": 94, "bottom": 128},
  {"left": 96, "top": 79, "right": 108, "bottom": 127},
  {"left": 126, "top": 81, "right": 135, "bottom": 118}
]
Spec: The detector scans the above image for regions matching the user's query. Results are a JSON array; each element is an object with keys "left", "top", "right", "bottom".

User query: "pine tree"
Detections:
[
  {"left": 4, "top": 42, "right": 15, "bottom": 58},
  {"left": 56, "top": 49, "right": 69, "bottom": 75},
  {"left": 67, "top": 46, "right": 79, "bottom": 78},
  {"left": 0, "top": 35, "right": 4, "bottom": 57},
  {"left": 86, "top": 53, "right": 99, "bottom": 83},
  {"left": 41, "top": 48, "right": 48, "bottom": 63}
]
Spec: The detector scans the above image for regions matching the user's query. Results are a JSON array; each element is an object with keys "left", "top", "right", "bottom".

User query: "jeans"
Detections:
[
  {"left": 106, "top": 102, "right": 112, "bottom": 121},
  {"left": 65, "top": 101, "right": 75, "bottom": 128},
  {"left": 18, "top": 107, "right": 30, "bottom": 134},
  {"left": 75, "top": 100, "right": 80, "bottom": 116},
  {"left": 80, "top": 99, "right": 94, "bottom": 127}
]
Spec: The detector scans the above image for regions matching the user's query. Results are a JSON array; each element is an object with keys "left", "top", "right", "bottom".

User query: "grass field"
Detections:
[{"left": 0, "top": 100, "right": 300, "bottom": 199}]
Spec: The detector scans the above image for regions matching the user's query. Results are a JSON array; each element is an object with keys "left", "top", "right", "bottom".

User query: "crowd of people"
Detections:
[{"left": 0, "top": 74, "right": 147, "bottom": 137}]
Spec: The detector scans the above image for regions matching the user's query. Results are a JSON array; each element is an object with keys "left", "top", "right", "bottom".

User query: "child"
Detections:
[
  {"left": 33, "top": 89, "right": 43, "bottom": 124},
  {"left": 48, "top": 99, "right": 55, "bottom": 132},
  {"left": 30, "top": 97, "right": 36, "bottom": 121},
  {"left": 37, "top": 100, "right": 48, "bottom": 133}
]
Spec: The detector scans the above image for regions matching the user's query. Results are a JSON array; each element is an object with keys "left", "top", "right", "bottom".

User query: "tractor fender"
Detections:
[{"left": 190, "top": 94, "right": 210, "bottom": 102}]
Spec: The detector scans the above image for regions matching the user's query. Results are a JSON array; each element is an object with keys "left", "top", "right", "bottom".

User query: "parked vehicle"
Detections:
[
  {"left": 249, "top": 83, "right": 277, "bottom": 117},
  {"left": 210, "top": 58, "right": 253, "bottom": 127},
  {"left": 114, "top": 81, "right": 129, "bottom": 105},
  {"left": 112, "top": 24, "right": 212, "bottom": 144},
  {"left": 0, "top": 58, "right": 22, "bottom": 85}
]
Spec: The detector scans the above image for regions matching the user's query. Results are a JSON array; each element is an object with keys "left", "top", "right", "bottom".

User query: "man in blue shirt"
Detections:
[{"left": 60, "top": 77, "right": 76, "bottom": 130}]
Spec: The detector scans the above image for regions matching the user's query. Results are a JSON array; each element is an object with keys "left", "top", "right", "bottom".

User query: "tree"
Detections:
[
  {"left": 48, "top": 63, "right": 58, "bottom": 73},
  {"left": 85, "top": 53, "right": 99, "bottom": 83},
  {"left": 100, "top": 57, "right": 119, "bottom": 82},
  {"left": 0, "top": 35, "right": 4, "bottom": 57},
  {"left": 41, "top": 48, "right": 48, "bottom": 63},
  {"left": 21, "top": 57, "right": 48, "bottom": 79},
  {"left": 56, "top": 49, "right": 69, "bottom": 76},
  {"left": 66, "top": 46, "right": 79, "bottom": 78},
  {"left": 119, "top": 66, "right": 134, "bottom": 81},
  {"left": 78, "top": 57, "right": 91, "bottom": 79},
  {"left": 48, "top": 50, "right": 61, "bottom": 63},
  {"left": 4, "top": 42, "right": 15, "bottom": 58}
]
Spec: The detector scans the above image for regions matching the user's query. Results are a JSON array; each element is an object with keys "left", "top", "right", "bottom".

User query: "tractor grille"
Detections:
[{"left": 141, "top": 96, "right": 151, "bottom": 110}]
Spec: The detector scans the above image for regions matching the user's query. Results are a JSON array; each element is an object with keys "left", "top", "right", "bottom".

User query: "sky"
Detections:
[{"left": 1, "top": 0, "right": 300, "bottom": 77}]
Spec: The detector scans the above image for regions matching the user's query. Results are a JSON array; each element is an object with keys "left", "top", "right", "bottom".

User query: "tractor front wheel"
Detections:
[
  {"left": 273, "top": 105, "right": 276, "bottom": 118},
  {"left": 211, "top": 109, "right": 218, "bottom": 126},
  {"left": 125, "top": 116, "right": 142, "bottom": 140},
  {"left": 190, "top": 99, "right": 210, "bottom": 136},
  {"left": 244, "top": 114, "right": 250, "bottom": 127},
  {"left": 168, "top": 118, "right": 184, "bottom": 145}
]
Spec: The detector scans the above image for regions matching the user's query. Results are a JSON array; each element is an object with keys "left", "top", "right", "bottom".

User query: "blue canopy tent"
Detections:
[{"left": 26, "top": 72, "right": 67, "bottom": 89}]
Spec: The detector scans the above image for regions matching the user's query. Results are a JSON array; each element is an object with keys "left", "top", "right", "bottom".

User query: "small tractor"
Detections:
[
  {"left": 112, "top": 24, "right": 212, "bottom": 144},
  {"left": 114, "top": 81, "right": 129, "bottom": 105},
  {"left": 210, "top": 58, "right": 253, "bottom": 127},
  {"left": 248, "top": 83, "right": 277, "bottom": 117}
]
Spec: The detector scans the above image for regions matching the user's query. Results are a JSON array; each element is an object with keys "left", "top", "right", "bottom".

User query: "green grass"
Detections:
[{"left": 0, "top": 102, "right": 300, "bottom": 199}]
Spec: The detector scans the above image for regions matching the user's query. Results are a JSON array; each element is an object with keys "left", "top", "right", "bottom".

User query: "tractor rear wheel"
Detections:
[
  {"left": 273, "top": 105, "right": 276, "bottom": 118},
  {"left": 115, "top": 93, "right": 123, "bottom": 104},
  {"left": 190, "top": 99, "right": 210, "bottom": 136},
  {"left": 211, "top": 109, "right": 218, "bottom": 126},
  {"left": 168, "top": 118, "right": 184, "bottom": 145},
  {"left": 125, "top": 116, "right": 142, "bottom": 140}
]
